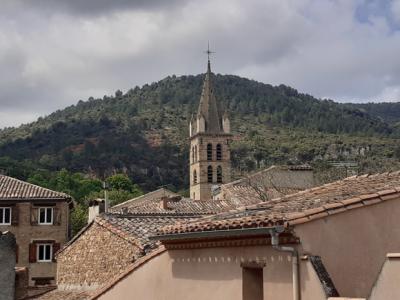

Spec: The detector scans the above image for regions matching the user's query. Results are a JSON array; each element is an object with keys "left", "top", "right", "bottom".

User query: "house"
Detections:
[
  {"left": 88, "top": 171, "right": 400, "bottom": 300},
  {"left": 0, "top": 174, "right": 73, "bottom": 286}
]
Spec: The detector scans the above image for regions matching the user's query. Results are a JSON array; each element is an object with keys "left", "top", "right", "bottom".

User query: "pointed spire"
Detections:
[{"left": 196, "top": 46, "right": 222, "bottom": 133}]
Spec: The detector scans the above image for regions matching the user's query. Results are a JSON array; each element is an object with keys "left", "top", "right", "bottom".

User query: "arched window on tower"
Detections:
[
  {"left": 207, "top": 166, "right": 213, "bottom": 183},
  {"left": 207, "top": 143, "right": 212, "bottom": 161},
  {"left": 195, "top": 145, "right": 198, "bottom": 162},
  {"left": 192, "top": 146, "right": 195, "bottom": 163},
  {"left": 193, "top": 170, "right": 197, "bottom": 184},
  {"left": 216, "top": 144, "right": 222, "bottom": 161},
  {"left": 217, "top": 166, "right": 223, "bottom": 183}
]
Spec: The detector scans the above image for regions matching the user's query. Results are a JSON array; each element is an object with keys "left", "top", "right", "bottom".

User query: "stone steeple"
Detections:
[
  {"left": 196, "top": 60, "right": 223, "bottom": 133},
  {"left": 189, "top": 55, "right": 232, "bottom": 201}
]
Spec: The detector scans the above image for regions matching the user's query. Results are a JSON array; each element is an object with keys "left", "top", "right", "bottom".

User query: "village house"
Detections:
[
  {"left": 0, "top": 174, "right": 73, "bottom": 286},
  {"left": 88, "top": 171, "right": 400, "bottom": 300}
]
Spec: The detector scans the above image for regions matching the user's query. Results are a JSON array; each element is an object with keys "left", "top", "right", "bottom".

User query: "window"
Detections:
[
  {"left": 37, "top": 244, "right": 52, "bottom": 262},
  {"left": 216, "top": 144, "right": 222, "bottom": 160},
  {"left": 38, "top": 208, "right": 53, "bottom": 225},
  {"left": 192, "top": 146, "right": 194, "bottom": 163},
  {"left": 217, "top": 166, "right": 223, "bottom": 183},
  {"left": 195, "top": 145, "right": 198, "bottom": 162},
  {"left": 207, "top": 166, "right": 213, "bottom": 183},
  {"left": 193, "top": 170, "right": 197, "bottom": 184},
  {"left": 242, "top": 263, "right": 265, "bottom": 300},
  {"left": 0, "top": 207, "right": 11, "bottom": 225},
  {"left": 207, "top": 143, "right": 212, "bottom": 161}
]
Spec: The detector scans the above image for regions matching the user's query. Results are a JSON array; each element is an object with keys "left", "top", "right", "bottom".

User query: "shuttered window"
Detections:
[
  {"left": 29, "top": 241, "right": 60, "bottom": 263},
  {"left": 0, "top": 207, "right": 11, "bottom": 225},
  {"left": 37, "top": 244, "right": 52, "bottom": 262},
  {"left": 38, "top": 208, "right": 53, "bottom": 225}
]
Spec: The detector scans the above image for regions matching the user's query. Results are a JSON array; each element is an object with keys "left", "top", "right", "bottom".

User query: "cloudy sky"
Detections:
[{"left": 1, "top": 0, "right": 400, "bottom": 128}]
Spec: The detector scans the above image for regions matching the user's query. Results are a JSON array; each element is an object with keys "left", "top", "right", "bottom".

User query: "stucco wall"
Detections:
[
  {"left": 368, "top": 257, "right": 400, "bottom": 300},
  {"left": 0, "top": 231, "right": 16, "bottom": 300},
  {"left": 0, "top": 201, "right": 70, "bottom": 285},
  {"left": 57, "top": 222, "right": 140, "bottom": 291},
  {"left": 294, "top": 197, "right": 400, "bottom": 298},
  {"left": 98, "top": 245, "right": 297, "bottom": 300}
]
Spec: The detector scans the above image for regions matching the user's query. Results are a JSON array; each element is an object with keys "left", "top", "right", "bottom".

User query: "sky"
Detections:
[{"left": 1, "top": 0, "right": 400, "bottom": 128}]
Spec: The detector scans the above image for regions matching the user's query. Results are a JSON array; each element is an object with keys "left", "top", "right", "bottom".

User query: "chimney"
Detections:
[
  {"left": 88, "top": 199, "right": 105, "bottom": 223},
  {"left": 160, "top": 196, "right": 182, "bottom": 210}
]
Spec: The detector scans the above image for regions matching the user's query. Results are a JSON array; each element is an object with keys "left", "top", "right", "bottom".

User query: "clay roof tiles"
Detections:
[
  {"left": 158, "top": 172, "right": 400, "bottom": 236},
  {"left": 0, "top": 174, "right": 71, "bottom": 200}
]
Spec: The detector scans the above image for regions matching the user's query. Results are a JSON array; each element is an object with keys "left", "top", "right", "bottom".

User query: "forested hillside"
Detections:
[{"left": 1, "top": 74, "right": 400, "bottom": 195}]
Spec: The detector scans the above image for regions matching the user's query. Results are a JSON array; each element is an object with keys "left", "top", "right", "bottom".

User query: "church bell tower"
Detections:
[{"left": 189, "top": 53, "right": 232, "bottom": 200}]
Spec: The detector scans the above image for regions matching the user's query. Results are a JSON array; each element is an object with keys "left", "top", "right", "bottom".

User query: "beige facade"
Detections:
[
  {"left": 294, "top": 196, "right": 400, "bottom": 298},
  {"left": 368, "top": 254, "right": 400, "bottom": 300},
  {"left": 0, "top": 201, "right": 70, "bottom": 286}
]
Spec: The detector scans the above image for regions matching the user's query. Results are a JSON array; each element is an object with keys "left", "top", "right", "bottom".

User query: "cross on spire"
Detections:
[{"left": 205, "top": 42, "right": 215, "bottom": 62}]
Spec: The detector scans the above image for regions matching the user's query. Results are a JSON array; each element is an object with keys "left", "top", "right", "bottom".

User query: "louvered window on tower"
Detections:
[
  {"left": 216, "top": 144, "right": 222, "bottom": 160},
  {"left": 193, "top": 170, "right": 197, "bottom": 184},
  {"left": 207, "top": 143, "right": 212, "bottom": 161},
  {"left": 217, "top": 166, "right": 223, "bottom": 183},
  {"left": 207, "top": 166, "right": 213, "bottom": 183}
]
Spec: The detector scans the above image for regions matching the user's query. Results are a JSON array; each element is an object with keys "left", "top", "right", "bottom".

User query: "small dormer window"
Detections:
[
  {"left": 38, "top": 208, "right": 53, "bottom": 225},
  {"left": 0, "top": 207, "right": 11, "bottom": 225}
]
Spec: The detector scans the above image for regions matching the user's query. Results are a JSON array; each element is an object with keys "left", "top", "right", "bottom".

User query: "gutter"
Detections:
[
  {"left": 271, "top": 228, "right": 300, "bottom": 300},
  {"left": 149, "top": 226, "right": 278, "bottom": 241}
]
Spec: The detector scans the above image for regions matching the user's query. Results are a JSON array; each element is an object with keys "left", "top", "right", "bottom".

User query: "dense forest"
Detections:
[{"left": 0, "top": 73, "right": 400, "bottom": 198}]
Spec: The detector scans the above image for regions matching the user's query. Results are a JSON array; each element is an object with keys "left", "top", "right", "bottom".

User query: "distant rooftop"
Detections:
[{"left": 0, "top": 174, "right": 71, "bottom": 201}]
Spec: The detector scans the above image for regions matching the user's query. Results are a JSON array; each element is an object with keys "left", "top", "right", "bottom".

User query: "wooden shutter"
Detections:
[
  {"left": 30, "top": 206, "right": 38, "bottom": 225},
  {"left": 11, "top": 205, "right": 19, "bottom": 226},
  {"left": 53, "top": 243, "right": 61, "bottom": 262},
  {"left": 29, "top": 243, "right": 37, "bottom": 263},
  {"left": 53, "top": 207, "right": 61, "bottom": 226}
]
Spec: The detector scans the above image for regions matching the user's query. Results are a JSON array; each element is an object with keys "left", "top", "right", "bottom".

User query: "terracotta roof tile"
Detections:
[
  {"left": 158, "top": 171, "right": 400, "bottom": 236},
  {"left": 0, "top": 174, "right": 71, "bottom": 200}
]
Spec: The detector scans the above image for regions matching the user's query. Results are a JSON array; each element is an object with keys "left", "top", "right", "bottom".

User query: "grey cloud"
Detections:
[
  {"left": 1, "top": 0, "right": 400, "bottom": 129},
  {"left": 2, "top": 0, "right": 184, "bottom": 16}
]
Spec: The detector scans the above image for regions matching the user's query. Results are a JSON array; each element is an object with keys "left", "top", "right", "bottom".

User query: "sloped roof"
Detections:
[
  {"left": 110, "top": 188, "right": 263, "bottom": 215},
  {"left": 0, "top": 174, "right": 71, "bottom": 201},
  {"left": 31, "top": 289, "right": 93, "bottom": 300},
  {"left": 158, "top": 171, "right": 400, "bottom": 236}
]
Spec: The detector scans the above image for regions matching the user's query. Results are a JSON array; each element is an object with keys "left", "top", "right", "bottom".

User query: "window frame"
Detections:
[
  {"left": 37, "top": 243, "right": 53, "bottom": 263},
  {"left": 0, "top": 207, "right": 11, "bottom": 225},
  {"left": 217, "top": 166, "right": 223, "bottom": 183},
  {"left": 193, "top": 169, "right": 198, "bottom": 184},
  {"left": 38, "top": 207, "right": 53, "bottom": 225},
  {"left": 216, "top": 144, "right": 222, "bottom": 161},
  {"left": 207, "top": 165, "right": 213, "bottom": 183},
  {"left": 207, "top": 143, "right": 213, "bottom": 161}
]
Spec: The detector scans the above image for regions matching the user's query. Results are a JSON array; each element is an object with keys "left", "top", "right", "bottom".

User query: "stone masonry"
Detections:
[{"left": 57, "top": 221, "right": 140, "bottom": 291}]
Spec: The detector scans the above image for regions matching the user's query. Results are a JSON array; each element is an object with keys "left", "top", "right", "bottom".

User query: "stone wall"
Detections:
[
  {"left": 0, "top": 231, "right": 16, "bottom": 300},
  {"left": 57, "top": 221, "right": 140, "bottom": 291}
]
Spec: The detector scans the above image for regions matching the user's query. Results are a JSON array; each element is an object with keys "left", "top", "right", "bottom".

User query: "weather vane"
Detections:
[{"left": 204, "top": 42, "right": 215, "bottom": 61}]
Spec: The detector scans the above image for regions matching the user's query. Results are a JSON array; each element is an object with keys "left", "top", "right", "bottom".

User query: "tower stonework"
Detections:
[{"left": 189, "top": 59, "right": 232, "bottom": 200}]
